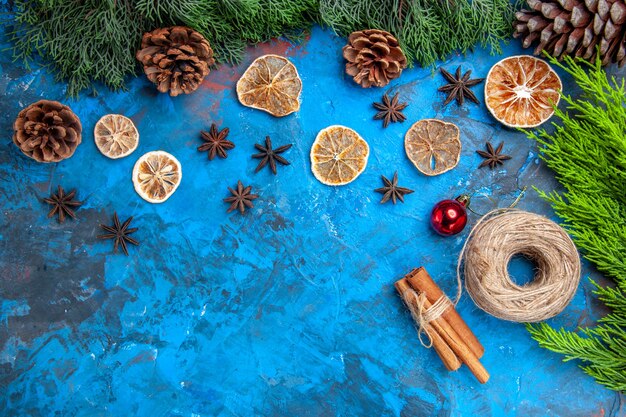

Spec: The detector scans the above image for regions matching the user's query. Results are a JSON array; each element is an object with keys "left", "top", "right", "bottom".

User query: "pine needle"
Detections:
[{"left": 526, "top": 54, "right": 626, "bottom": 393}]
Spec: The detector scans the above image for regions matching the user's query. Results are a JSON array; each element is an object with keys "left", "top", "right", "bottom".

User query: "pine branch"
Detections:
[
  {"left": 318, "top": 0, "right": 514, "bottom": 67},
  {"left": 10, "top": 0, "right": 319, "bottom": 95},
  {"left": 527, "top": 323, "right": 614, "bottom": 363},
  {"left": 526, "top": 54, "right": 626, "bottom": 392},
  {"left": 9, "top": 0, "right": 515, "bottom": 96},
  {"left": 527, "top": 323, "right": 626, "bottom": 392}
]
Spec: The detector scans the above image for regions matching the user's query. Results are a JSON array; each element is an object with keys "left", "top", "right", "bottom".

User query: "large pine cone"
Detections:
[
  {"left": 13, "top": 100, "right": 82, "bottom": 163},
  {"left": 514, "top": 0, "right": 626, "bottom": 66},
  {"left": 343, "top": 29, "right": 407, "bottom": 88},
  {"left": 136, "top": 26, "right": 215, "bottom": 96}
]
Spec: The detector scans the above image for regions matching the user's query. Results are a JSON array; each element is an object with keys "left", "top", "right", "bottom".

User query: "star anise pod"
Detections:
[
  {"left": 438, "top": 66, "right": 484, "bottom": 106},
  {"left": 43, "top": 185, "right": 82, "bottom": 223},
  {"left": 97, "top": 212, "right": 139, "bottom": 256},
  {"left": 374, "top": 171, "right": 414, "bottom": 204},
  {"left": 476, "top": 141, "right": 512, "bottom": 169},
  {"left": 198, "top": 123, "right": 235, "bottom": 160},
  {"left": 252, "top": 136, "right": 292, "bottom": 175},
  {"left": 224, "top": 180, "right": 258, "bottom": 214},
  {"left": 373, "top": 92, "right": 408, "bottom": 128}
]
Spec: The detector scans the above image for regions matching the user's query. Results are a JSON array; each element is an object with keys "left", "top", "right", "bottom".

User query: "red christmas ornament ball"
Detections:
[{"left": 430, "top": 196, "right": 469, "bottom": 236}]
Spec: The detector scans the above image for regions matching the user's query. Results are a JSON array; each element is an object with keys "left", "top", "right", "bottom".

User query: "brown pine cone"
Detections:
[
  {"left": 342, "top": 29, "right": 407, "bottom": 88},
  {"left": 13, "top": 100, "right": 82, "bottom": 163},
  {"left": 136, "top": 26, "right": 215, "bottom": 96},
  {"left": 514, "top": 0, "right": 626, "bottom": 66}
]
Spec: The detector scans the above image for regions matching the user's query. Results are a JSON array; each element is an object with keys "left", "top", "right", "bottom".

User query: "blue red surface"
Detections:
[{"left": 1, "top": 17, "right": 624, "bottom": 417}]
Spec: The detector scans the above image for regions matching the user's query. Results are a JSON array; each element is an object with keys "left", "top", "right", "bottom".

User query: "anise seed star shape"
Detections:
[
  {"left": 374, "top": 171, "right": 414, "bottom": 204},
  {"left": 198, "top": 123, "right": 235, "bottom": 160},
  {"left": 43, "top": 185, "right": 83, "bottom": 223},
  {"left": 438, "top": 66, "right": 485, "bottom": 106},
  {"left": 476, "top": 141, "right": 512, "bottom": 169},
  {"left": 252, "top": 136, "right": 292, "bottom": 175},
  {"left": 97, "top": 212, "right": 139, "bottom": 256},
  {"left": 373, "top": 92, "right": 408, "bottom": 128},
  {"left": 224, "top": 180, "right": 259, "bottom": 214}
]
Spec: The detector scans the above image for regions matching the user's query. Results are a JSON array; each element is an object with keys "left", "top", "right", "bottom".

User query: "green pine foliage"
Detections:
[
  {"left": 9, "top": 0, "right": 318, "bottom": 96},
  {"left": 526, "top": 55, "right": 626, "bottom": 392},
  {"left": 7, "top": 0, "right": 515, "bottom": 96},
  {"left": 318, "top": 0, "right": 515, "bottom": 66},
  {"left": 11, "top": 0, "right": 145, "bottom": 96}
]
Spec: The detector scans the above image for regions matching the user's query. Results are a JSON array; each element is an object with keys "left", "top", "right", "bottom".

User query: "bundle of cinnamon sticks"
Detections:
[{"left": 395, "top": 267, "right": 489, "bottom": 383}]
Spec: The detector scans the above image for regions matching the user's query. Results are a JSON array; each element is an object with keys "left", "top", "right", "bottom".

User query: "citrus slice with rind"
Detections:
[
  {"left": 236, "top": 54, "right": 302, "bottom": 117},
  {"left": 485, "top": 55, "right": 562, "bottom": 128},
  {"left": 132, "top": 151, "right": 182, "bottom": 203},
  {"left": 404, "top": 119, "right": 461, "bottom": 176},
  {"left": 310, "top": 125, "right": 369, "bottom": 186},
  {"left": 94, "top": 114, "right": 139, "bottom": 159}
]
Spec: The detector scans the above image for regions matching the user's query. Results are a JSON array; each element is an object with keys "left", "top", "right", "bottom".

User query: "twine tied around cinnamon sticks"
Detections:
[
  {"left": 395, "top": 268, "right": 489, "bottom": 383},
  {"left": 404, "top": 290, "right": 453, "bottom": 349}
]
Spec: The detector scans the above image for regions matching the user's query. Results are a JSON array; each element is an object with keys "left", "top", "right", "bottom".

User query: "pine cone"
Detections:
[
  {"left": 514, "top": 0, "right": 626, "bottom": 66},
  {"left": 136, "top": 26, "right": 215, "bottom": 96},
  {"left": 13, "top": 100, "right": 82, "bottom": 163},
  {"left": 342, "top": 29, "right": 407, "bottom": 88}
]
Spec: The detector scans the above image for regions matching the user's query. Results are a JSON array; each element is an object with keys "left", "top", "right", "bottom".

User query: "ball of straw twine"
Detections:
[{"left": 461, "top": 209, "right": 581, "bottom": 322}]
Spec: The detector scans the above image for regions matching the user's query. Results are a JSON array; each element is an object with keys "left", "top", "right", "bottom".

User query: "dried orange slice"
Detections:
[
  {"left": 236, "top": 54, "right": 302, "bottom": 117},
  {"left": 310, "top": 125, "right": 369, "bottom": 186},
  {"left": 405, "top": 119, "right": 461, "bottom": 176},
  {"left": 485, "top": 56, "right": 562, "bottom": 128},
  {"left": 132, "top": 151, "right": 182, "bottom": 203},
  {"left": 94, "top": 114, "right": 139, "bottom": 159}
]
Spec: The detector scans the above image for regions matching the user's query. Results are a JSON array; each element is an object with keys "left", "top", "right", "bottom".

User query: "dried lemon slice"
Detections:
[
  {"left": 485, "top": 56, "right": 562, "bottom": 128},
  {"left": 94, "top": 114, "right": 139, "bottom": 159},
  {"left": 405, "top": 119, "right": 461, "bottom": 176},
  {"left": 236, "top": 54, "right": 302, "bottom": 117},
  {"left": 132, "top": 151, "right": 182, "bottom": 203},
  {"left": 310, "top": 125, "right": 369, "bottom": 186}
]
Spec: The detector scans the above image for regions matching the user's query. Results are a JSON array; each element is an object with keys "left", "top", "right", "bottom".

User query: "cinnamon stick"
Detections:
[
  {"left": 395, "top": 279, "right": 462, "bottom": 371},
  {"left": 405, "top": 267, "right": 485, "bottom": 358},
  {"left": 421, "top": 296, "right": 490, "bottom": 384}
]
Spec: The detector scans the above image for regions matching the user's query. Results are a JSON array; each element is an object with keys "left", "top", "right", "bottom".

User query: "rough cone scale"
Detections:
[
  {"left": 13, "top": 100, "right": 82, "bottom": 163},
  {"left": 513, "top": 0, "right": 626, "bottom": 67},
  {"left": 136, "top": 26, "right": 215, "bottom": 96},
  {"left": 342, "top": 29, "right": 407, "bottom": 88}
]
